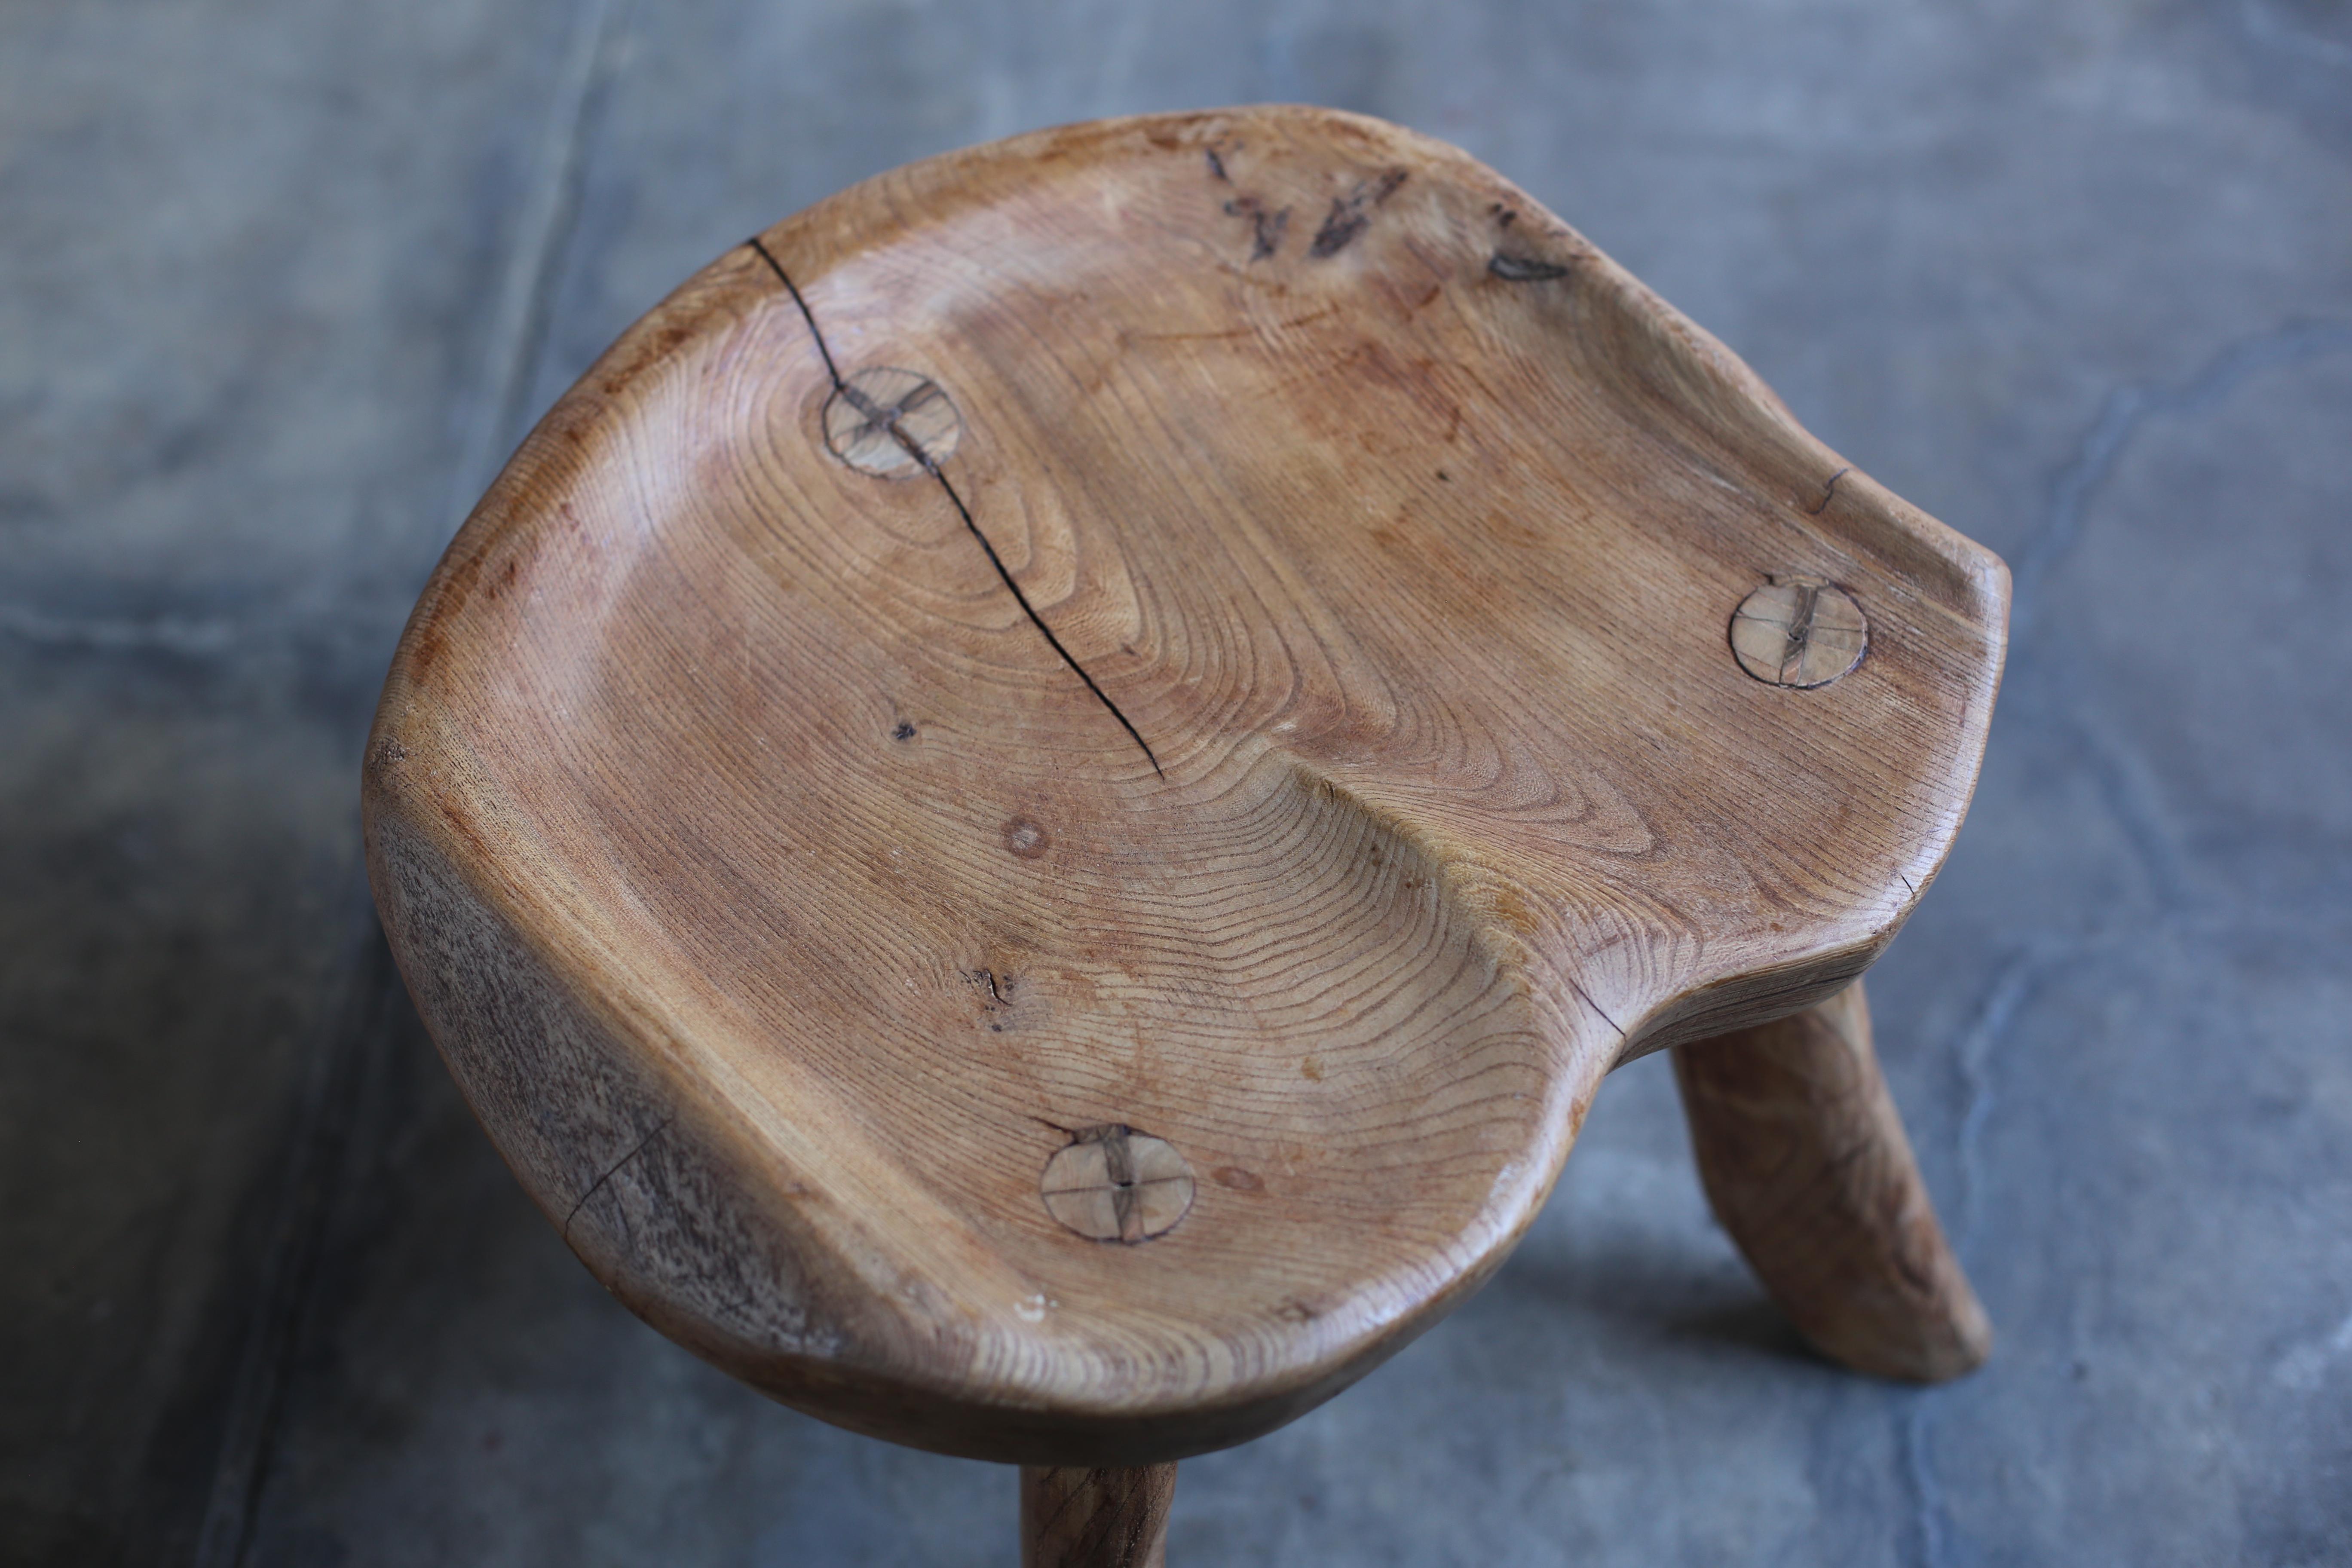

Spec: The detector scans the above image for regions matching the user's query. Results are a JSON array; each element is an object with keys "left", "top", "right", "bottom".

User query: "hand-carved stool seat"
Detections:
[{"left": 364, "top": 107, "right": 2005, "bottom": 1565}]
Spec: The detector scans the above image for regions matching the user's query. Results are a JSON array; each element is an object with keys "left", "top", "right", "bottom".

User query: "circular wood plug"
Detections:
[
  {"left": 823, "top": 366, "right": 962, "bottom": 477},
  {"left": 1730, "top": 576, "right": 1868, "bottom": 689},
  {"left": 1041, "top": 1126, "right": 1195, "bottom": 1243}
]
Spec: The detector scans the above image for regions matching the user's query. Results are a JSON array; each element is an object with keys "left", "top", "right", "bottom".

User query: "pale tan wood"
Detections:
[
  {"left": 1040, "top": 1125, "right": 1197, "bottom": 1243},
  {"left": 1022, "top": 1463, "right": 1178, "bottom": 1568},
  {"left": 1729, "top": 576, "right": 1869, "bottom": 689},
  {"left": 362, "top": 106, "right": 2008, "bottom": 1465},
  {"left": 1672, "top": 980, "right": 1992, "bottom": 1381}
]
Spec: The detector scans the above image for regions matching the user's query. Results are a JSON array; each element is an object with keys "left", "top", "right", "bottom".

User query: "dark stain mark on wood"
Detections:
[
  {"left": 1489, "top": 253, "right": 1573, "bottom": 283},
  {"left": 1308, "top": 168, "right": 1409, "bottom": 258},
  {"left": 366, "top": 735, "right": 409, "bottom": 777},
  {"left": 1224, "top": 196, "right": 1290, "bottom": 261},
  {"left": 892, "top": 720, "right": 916, "bottom": 741},
  {"left": 1204, "top": 146, "right": 1230, "bottom": 182},
  {"left": 1253, "top": 207, "right": 1290, "bottom": 260}
]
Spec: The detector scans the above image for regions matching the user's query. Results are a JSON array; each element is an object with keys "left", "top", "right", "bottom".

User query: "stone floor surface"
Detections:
[{"left": 3, "top": 0, "right": 2349, "bottom": 1563}]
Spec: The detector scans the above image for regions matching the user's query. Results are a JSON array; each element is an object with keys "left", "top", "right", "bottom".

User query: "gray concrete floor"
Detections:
[{"left": 5, "top": 0, "right": 2349, "bottom": 1563}]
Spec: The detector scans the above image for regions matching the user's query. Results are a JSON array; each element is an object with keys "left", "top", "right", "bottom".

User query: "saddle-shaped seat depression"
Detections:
[{"left": 363, "top": 107, "right": 2006, "bottom": 1466}]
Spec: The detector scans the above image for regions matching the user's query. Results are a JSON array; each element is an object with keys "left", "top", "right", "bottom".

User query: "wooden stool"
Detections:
[{"left": 364, "top": 107, "right": 2002, "bottom": 1564}]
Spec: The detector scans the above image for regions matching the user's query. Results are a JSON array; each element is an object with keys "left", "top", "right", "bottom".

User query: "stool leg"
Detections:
[
  {"left": 1020, "top": 1463, "right": 1178, "bottom": 1568},
  {"left": 1671, "top": 979, "right": 1991, "bottom": 1382}
]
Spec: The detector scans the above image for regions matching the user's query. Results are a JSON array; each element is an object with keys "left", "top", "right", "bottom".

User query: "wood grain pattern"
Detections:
[
  {"left": 1022, "top": 1464, "right": 1178, "bottom": 1568},
  {"left": 362, "top": 106, "right": 2008, "bottom": 1464},
  {"left": 1673, "top": 980, "right": 1992, "bottom": 1381}
]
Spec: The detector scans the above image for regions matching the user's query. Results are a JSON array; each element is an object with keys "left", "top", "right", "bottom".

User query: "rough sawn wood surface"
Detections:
[{"left": 361, "top": 106, "right": 2008, "bottom": 1466}]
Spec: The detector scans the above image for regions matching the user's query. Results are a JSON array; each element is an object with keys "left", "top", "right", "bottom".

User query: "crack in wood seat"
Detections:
[{"left": 364, "top": 106, "right": 2006, "bottom": 1561}]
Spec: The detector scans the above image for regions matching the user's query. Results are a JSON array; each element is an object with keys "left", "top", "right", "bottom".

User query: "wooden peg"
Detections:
[
  {"left": 1021, "top": 1463, "right": 1178, "bottom": 1568},
  {"left": 1672, "top": 980, "right": 1991, "bottom": 1381}
]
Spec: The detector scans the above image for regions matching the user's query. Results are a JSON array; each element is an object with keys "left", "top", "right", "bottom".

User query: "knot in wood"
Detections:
[
  {"left": 1729, "top": 576, "right": 1868, "bottom": 689},
  {"left": 1040, "top": 1125, "right": 1195, "bottom": 1243},
  {"left": 823, "top": 366, "right": 962, "bottom": 478}
]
